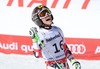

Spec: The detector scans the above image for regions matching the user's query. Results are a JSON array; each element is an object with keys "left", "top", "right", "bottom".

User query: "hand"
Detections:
[
  {"left": 29, "top": 27, "right": 38, "bottom": 42},
  {"left": 29, "top": 27, "right": 38, "bottom": 38},
  {"left": 71, "top": 59, "right": 81, "bottom": 69}
]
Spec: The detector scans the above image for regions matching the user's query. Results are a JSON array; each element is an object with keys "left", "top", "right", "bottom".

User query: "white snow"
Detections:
[{"left": 0, "top": 53, "right": 100, "bottom": 69}]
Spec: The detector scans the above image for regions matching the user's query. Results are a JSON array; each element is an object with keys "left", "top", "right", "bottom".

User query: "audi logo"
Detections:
[{"left": 67, "top": 44, "right": 86, "bottom": 54}]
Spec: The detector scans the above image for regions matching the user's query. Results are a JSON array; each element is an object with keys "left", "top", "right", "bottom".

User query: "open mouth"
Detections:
[
  {"left": 46, "top": 18, "right": 51, "bottom": 21},
  {"left": 46, "top": 16, "right": 51, "bottom": 21}
]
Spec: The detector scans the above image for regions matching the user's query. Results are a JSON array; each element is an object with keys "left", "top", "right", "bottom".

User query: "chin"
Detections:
[{"left": 47, "top": 22, "right": 51, "bottom": 24}]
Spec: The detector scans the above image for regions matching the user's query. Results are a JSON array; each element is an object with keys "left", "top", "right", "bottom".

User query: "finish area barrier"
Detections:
[{"left": 0, "top": 34, "right": 100, "bottom": 60}]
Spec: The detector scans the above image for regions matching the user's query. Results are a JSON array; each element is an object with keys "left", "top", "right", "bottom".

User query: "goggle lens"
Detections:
[{"left": 39, "top": 9, "right": 51, "bottom": 18}]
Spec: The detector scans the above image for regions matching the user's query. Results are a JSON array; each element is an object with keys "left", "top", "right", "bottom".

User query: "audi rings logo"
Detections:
[{"left": 68, "top": 44, "right": 86, "bottom": 54}]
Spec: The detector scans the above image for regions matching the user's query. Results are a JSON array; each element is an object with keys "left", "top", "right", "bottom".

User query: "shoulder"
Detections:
[
  {"left": 52, "top": 26, "right": 62, "bottom": 31},
  {"left": 52, "top": 26, "right": 63, "bottom": 33},
  {"left": 52, "top": 26, "right": 64, "bottom": 37}
]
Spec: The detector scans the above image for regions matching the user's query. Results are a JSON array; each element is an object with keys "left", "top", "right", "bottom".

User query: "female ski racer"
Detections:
[{"left": 29, "top": 5, "right": 81, "bottom": 69}]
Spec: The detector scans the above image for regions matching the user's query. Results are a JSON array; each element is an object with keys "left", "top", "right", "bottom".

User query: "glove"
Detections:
[
  {"left": 71, "top": 59, "right": 81, "bottom": 69},
  {"left": 29, "top": 27, "right": 38, "bottom": 42}
]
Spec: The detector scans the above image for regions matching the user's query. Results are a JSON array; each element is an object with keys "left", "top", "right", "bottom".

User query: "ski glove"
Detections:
[
  {"left": 71, "top": 59, "right": 81, "bottom": 69},
  {"left": 29, "top": 27, "right": 38, "bottom": 42}
]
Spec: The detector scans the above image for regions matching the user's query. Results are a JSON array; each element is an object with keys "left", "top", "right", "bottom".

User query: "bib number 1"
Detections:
[{"left": 52, "top": 40, "right": 64, "bottom": 53}]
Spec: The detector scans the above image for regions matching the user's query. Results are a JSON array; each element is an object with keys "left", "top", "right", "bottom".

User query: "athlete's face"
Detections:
[
  {"left": 41, "top": 15, "right": 53, "bottom": 26},
  {"left": 39, "top": 9, "right": 53, "bottom": 26}
]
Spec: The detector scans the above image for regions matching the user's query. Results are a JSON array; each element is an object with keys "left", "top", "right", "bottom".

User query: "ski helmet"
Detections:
[{"left": 31, "top": 5, "right": 53, "bottom": 27}]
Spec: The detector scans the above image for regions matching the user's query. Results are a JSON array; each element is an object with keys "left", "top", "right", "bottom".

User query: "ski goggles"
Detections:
[{"left": 38, "top": 9, "right": 51, "bottom": 19}]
